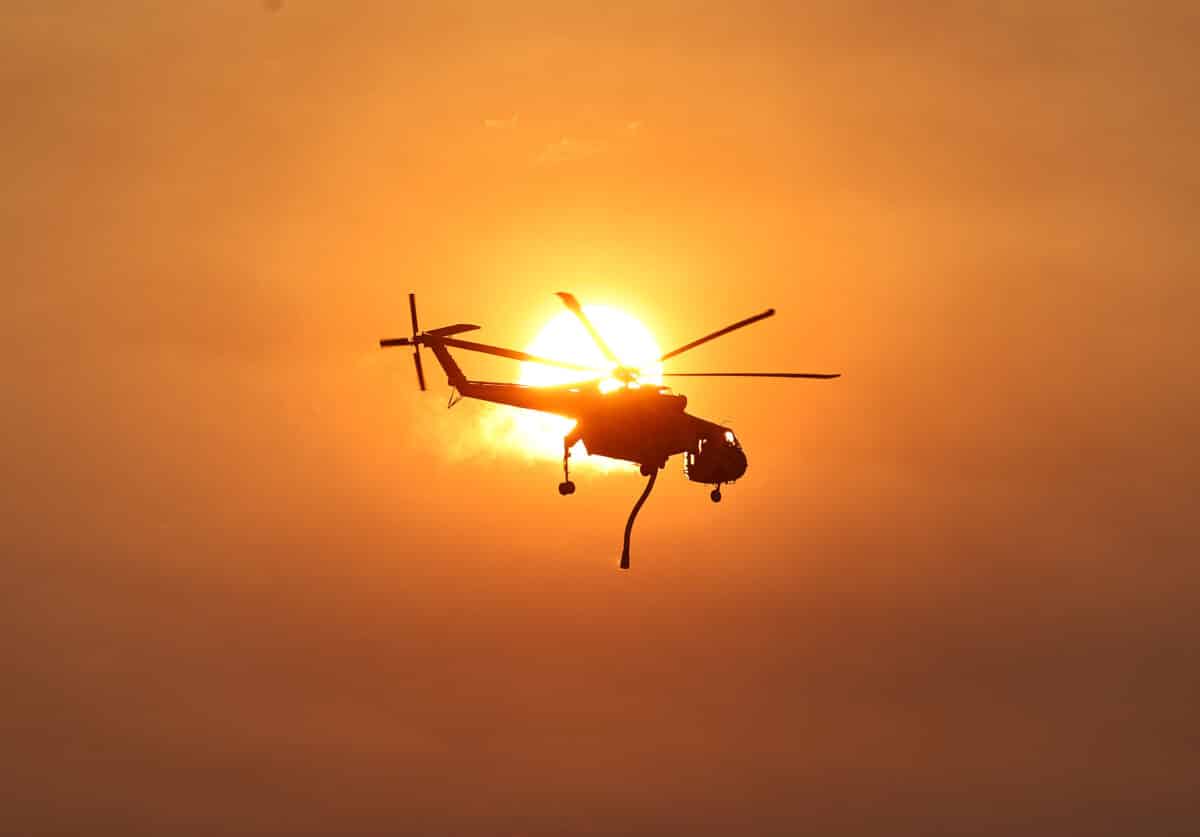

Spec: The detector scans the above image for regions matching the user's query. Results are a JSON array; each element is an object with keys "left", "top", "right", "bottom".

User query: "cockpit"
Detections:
[{"left": 684, "top": 428, "right": 747, "bottom": 486}]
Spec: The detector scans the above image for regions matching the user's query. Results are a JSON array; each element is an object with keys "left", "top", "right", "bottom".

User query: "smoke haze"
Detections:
[{"left": 4, "top": 3, "right": 1198, "bottom": 834}]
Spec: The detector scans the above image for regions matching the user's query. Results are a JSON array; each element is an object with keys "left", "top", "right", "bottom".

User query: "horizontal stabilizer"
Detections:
[
  {"left": 380, "top": 324, "right": 479, "bottom": 348},
  {"left": 426, "top": 324, "right": 481, "bottom": 337}
]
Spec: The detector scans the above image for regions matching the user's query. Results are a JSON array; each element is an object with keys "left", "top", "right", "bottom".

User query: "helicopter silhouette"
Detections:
[{"left": 381, "top": 292, "right": 839, "bottom": 568}]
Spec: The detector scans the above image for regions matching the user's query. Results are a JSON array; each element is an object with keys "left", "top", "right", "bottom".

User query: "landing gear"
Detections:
[
  {"left": 640, "top": 463, "right": 654, "bottom": 477},
  {"left": 559, "top": 433, "right": 579, "bottom": 496},
  {"left": 710, "top": 486, "right": 722, "bottom": 503}
]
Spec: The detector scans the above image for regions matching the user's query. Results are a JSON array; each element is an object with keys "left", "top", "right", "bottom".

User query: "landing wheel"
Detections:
[
  {"left": 710, "top": 487, "right": 722, "bottom": 503},
  {"left": 640, "top": 464, "right": 654, "bottom": 477},
  {"left": 559, "top": 481, "right": 576, "bottom": 496}
]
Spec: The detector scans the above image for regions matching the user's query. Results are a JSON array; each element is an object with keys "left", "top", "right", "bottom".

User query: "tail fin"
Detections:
[
  {"left": 421, "top": 324, "right": 477, "bottom": 388},
  {"left": 426, "top": 340, "right": 468, "bottom": 389}
]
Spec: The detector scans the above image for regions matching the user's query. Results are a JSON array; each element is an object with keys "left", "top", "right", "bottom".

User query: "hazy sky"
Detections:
[{"left": 4, "top": 2, "right": 1198, "bottom": 834}]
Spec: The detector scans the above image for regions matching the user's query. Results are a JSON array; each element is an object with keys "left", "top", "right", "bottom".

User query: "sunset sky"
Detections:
[{"left": 4, "top": 2, "right": 1199, "bottom": 834}]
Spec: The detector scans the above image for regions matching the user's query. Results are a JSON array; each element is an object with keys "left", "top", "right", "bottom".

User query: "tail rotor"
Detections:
[{"left": 379, "top": 293, "right": 427, "bottom": 391}]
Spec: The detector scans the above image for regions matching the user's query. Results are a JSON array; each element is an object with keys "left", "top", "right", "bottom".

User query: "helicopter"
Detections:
[{"left": 380, "top": 292, "right": 839, "bottom": 568}]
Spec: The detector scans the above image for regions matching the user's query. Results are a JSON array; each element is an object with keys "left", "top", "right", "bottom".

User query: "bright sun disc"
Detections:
[{"left": 501, "top": 305, "right": 663, "bottom": 467}]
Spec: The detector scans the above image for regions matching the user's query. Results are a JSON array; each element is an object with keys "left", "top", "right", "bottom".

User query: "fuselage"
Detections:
[
  {"left": 467, "top": 384, "right": 747, "bottom": 485},
  {"left": 428, "top": 337, "right": 748, "bottom": 484}
]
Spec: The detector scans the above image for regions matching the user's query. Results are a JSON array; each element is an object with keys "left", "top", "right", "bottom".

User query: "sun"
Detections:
[{"left": 499, "top": 305, "right": 663, "bottom": 467}]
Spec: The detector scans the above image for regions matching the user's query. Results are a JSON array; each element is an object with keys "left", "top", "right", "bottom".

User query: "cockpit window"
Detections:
[{"left": 724, "top": 430, "right": 739, "bottom": 447}]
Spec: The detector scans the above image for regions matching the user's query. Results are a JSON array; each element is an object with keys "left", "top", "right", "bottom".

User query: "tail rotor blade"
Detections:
[
  {"left": 413, "top": 348, "right": 427, "bottom": 391},
  {"left": 408, "top": 293, "right": 420, "bottom": 338}
]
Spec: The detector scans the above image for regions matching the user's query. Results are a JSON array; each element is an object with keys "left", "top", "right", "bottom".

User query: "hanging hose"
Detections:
[{"left": 620, "top": 468, "right": 659, "bottom": 570}]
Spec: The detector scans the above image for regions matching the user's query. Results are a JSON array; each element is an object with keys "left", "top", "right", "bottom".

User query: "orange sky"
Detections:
[{"left": 4, "top": 3, "right": 1199, "bottom": 834}]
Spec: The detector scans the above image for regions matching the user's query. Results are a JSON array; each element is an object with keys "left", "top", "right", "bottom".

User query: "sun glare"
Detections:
[{"left": 484, "top": 305, "right": 662, "bottom": 468}]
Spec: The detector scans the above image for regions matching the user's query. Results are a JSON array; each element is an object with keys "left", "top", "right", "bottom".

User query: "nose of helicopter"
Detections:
[{"left": 726, "top": 446, "right": 748, "bottom": 481}]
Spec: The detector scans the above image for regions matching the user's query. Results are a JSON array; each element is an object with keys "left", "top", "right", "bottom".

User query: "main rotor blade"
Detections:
[
  {"left": 438, "top": 336, "right": 600, "bottom": 371},
  {"left": 662, "top": 372, "right": 840, "bottom": 379},
  {"left": 555, "top": 292, "right": 620, "bottom": 364},
  {"left": 658, "top": 309, "right": 776, "bottom": 362}
]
